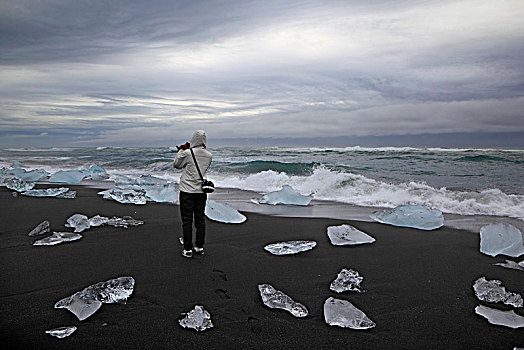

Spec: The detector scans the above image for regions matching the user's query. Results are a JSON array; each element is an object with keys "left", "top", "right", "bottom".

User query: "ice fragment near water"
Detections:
[
  {"left": 143, "top": 182, "right": 177, "bottom": 203},
  {"left": 54, "top": 276, "right": 135, "bottom": 321},
  {"left": 106, "top": 216, "right": 144, "bottom": 228},
  {"left": 45, "top": 326, "right": 77, "bottom": 338},
  {"left": 327, "top": 224, "right": 375, "bottom": 246},
  {"left": 179, "top": 305, "right": 213, "bottom": 331},
  {"left": 323, "top": 297, "right": 376, "bottom": 329},
  {"left": 475, "top": 305, "right": 524, "bottom": 329},
  {"left": 370, "top": 204, "right": 444, "bottom": 230},
  {"left": 28, "top": 220, "right": 50, "bottom": 236},
  {"left": 258, "top": 284, "right": 309, "bottom": 317},
  {"left": 89, "top": 215, "right": 109, "bottom": 227},
  {"left": 264, "top": 240, "right": 317, "bottom": 255},
  {"left": 13, "top": 168, "right": 48, "bottom": 182},
  {"left": 473, "top": 277, "right": 523, "bottom": 307},
  {"left": 480, "top": 222, "right": 524, "bottom": 257},
  {"left": 33, "top": 232, "right": 82, "bottom": 246},
  {"left": 84, "top": 164, "right": 108, "bottom": 180},
  {"left": 66, "top": 214, "right": 90, "bottom": 233},
  {"left": 494, "top": 260, "right": 524, "bottom": 271},
  {"left": 98, "top": 188, "right": 147, "bottom": 205},
  {"left": 22, "top": 187, "right": 76, "bottom": 198},
  {"left": 114, "top": 175, "right": 177, "bottom": 204},
  {"left": 330, "top": 268, "right": 364, "bottom": 293},
  {"left": 49, "top": 170, "right": 86, "bottom": 184},
  {"left": 254, "top": 185, "right": 313, "bottom": 206},
  {"left": 205, "top": 200, "right": 246, "bottom": 223},
  {"left": 6, "top": 178, "right": 35, "bottom": 192}
]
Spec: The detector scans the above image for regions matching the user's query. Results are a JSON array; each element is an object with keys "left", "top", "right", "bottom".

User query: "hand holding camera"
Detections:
[{"left": 176, "top": 142, "right": 190, "bottom": 151}]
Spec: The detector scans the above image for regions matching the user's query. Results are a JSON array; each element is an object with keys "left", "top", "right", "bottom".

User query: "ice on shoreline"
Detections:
[
  {"left": 22, "top": 187, "right": 76, "bottom": 198},
  {"left": 179, "top": 305, "right": 213, "bottom": 331},
  {"left": 106, "top": 216, "right": 144, "bottom": 228},
  {"left": 473, "top": 277, "right": 523, "bottom": 307},
  {"left": 475, "top": 305, "right": 524, "bottom": 328},
  {"left": 327, "top": 224, "right": 375, "bottom": 245},
  {"left": 98, "top": 188, "right": 147, "bottom": 205},
  {"left": 205, "top": 200, "right": 246, "bottom": 223},
  {"left": 370, "top": 204, "right": 444, "bottom": 230},
  {"left": 6, "top": 178, "right": 35, "bottom": 192},
  {"left": 480, "top": 222, "right": 524, "bottom": 257},
  {"left": 28, "top": 220, "right": 50, "bottom": 236},
  {"left": 66, "top": 214, "right": 90, "bottom": 233},
  {"left": 49, "top": 170, "right": 87, "bottom": 184},
  {"left": 258, "top": 284, "right": 309, "bottom": 317},
  {"left": 45, "top": 326, "right": 77, "bottom": 338},
  {"left": 33, "top": 232, "right": 82, "bottom": 246},
  {"left": 253, "top": 185, "right": 313, "bottom": 206},
  {"left": 264, "top": 240, "right": 317, "bottom": 255},
  {"left": 113, "top": 175, "right": 178, "bottom": 203},
  {"left": 494, "top": 260, "right": 524, "bottom": 271},
  {"left": 323, "top": 297, "right": 376, "bottom": 329},
  {"left": 330, "top": 268, "right": 364, "bottom": 293}
]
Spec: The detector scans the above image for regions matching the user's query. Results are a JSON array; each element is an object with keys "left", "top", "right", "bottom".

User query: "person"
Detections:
[{"left": 173, "top": 130, "right": 213, "bottom": 258}]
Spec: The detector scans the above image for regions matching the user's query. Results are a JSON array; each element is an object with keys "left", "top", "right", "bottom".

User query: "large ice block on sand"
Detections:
[
  {"left": 33, "top": 232, "right": 82, "bottom": 246},
  {"left": 370, "top": 204, "right": 444, "bottom": 230},
  {"left": 473, "top": 277, "right": 523, "bottom": 307},
  {"left": 85, "top": 164, "right": 108, "bottom": 180},
  {"left": 66, "top": 214, "right": 90, "bottom": 233},
  {"left": 28, "top": 220, "right": 50, "bottom": 236},
  {"left": 6, "top": 178, "right": 35, "bottom": 192},
  {"left": 480, "top": 223, "right": 524, "bottom": 257},
  {"left": 258, "top": 284, "right": 309, "bottom": 317},
  {"left": 98, "top": 188, "right": 147, "bottom": 205},
  {"left": 45, "top": 326, "right": 77, "bottom": 338},
  {"left": 494, "top": 260, "right": 524, "bottom": 271},
  {"left": 254, "top": 185, "right": 313, "bottom": 206},
  {"left": 264, "top": 240, "right": 317, "bottom": 255},
  {"left": 9, "top": 168, "right": 48, "bottom": 182},
  {"left": 323, "top": 297, "right": 376, "bottom": 329},
  {"left": 54, "top": 276, "right": 135, "bottom": 321},
  {"left": 22, "top": 187, "right": 76, "bottom": 198},
  {"left": 205, "top": 200, "right": 246, "bottom": 223},
  {"left": 106, "top": 216, "right": 144, "bottom": 228},
  {"left": 179, "top": 305, "right": 213, "bottom": 331},
  {"left": 49, "top": 170, "right": 87, "bottom": 184},
  {"left": 475, "top": 305, "right": 524, "bottom": 329},
  {"left": 330, "top": 268, "right": 364, "bottom": 293},
  {"left": 327, "top": 224, "right": 375, "bottom": 246},
  {"left": 143, "top": 182, "right": 177, "bottom": 203},
  {"left": 89, "top": 215, "right": 109, "bottom": 227}
]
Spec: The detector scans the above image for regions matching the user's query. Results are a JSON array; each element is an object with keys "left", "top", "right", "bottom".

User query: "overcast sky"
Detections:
[{"left": 1, "top": 0, "right": 523, "bottom": 147}]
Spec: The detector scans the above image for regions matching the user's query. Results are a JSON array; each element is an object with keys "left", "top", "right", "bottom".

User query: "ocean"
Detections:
[{"left": 1, "top": 146, "right": 524, "bottom": 226}]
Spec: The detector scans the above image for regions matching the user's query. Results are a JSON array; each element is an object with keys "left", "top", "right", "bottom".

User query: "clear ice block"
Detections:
[
  {"left": 33, "top": 232, "right": 82, "bottom": 246},
  {"left": 89, "top": 215, "right": 109, "bottom": 227},
  {"left": 370, "top": 204, "right": 444, "bottom": 230},
  {"left": 28, "top": 220, "right": 50, "bottom": 236},
  {"left": 6, "top": 177, "right": 35, "bottom": 192},
  {"left": 106, "top": 216, "right": 144, "bottom": 228},
  {"left": 98, "top": 188, "right": 147, "bottom": 205},
  {"left": 480, "top": 222, "right": 524, "bottom": 257},
  {"left": 258, "top": 284, "right": 309, "bottom": 317},
  {"left": 254, "top": 185, "right": 313, "bottom": 206},
  {"left": 45, "top": 326, "right": 77, "bottom": 338},
  {"left": 179, "top": 305, "right": 213, "bottom": 331},
  {"left": 330, "top": 268, "right": 364, "bottom": 293},
  {"left": 494, "top": 260, "right": 524, "bottom": 271},
  {"left": 473, "top": 277, "right": 523, "bottom": 307},
  {"left": 205, "top": 200, "right": 246, "bottom": 223},
  {"left": 22, "top": 187, "right": 74, "bottom": 198},
  {"left": 49, "top": 170, "right": 86, "bottom": 184},
  {"left": 264, "top": 240, "right": 317, "bottom": 255},
  {"left": 327, "top": 224, "right": 375, "bottom": 246},
  {"left": 66, "top": 214, "right": 90, "bottom": 233},
  {"left": 475, "top": 305, "right": 524, "bottom": 329},
  {"left": 323, "top": 297, "right": 376, "bottom": 329}
]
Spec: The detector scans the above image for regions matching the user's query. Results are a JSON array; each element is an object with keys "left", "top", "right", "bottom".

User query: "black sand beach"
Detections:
[{"left": 1, "top": 186, "right": 523, "bottom": 349}]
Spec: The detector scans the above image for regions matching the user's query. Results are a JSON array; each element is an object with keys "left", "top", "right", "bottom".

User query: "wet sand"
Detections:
[{"left": 1, "top": 186, "right": 523, "bottom": 349}]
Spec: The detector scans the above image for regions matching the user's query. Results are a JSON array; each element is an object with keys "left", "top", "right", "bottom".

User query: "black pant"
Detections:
[{"left": 179, "top": 191, "right": 207, "bottom": 251}]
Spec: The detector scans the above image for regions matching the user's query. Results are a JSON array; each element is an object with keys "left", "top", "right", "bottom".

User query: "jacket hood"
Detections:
[{"left": 190, "top": 130, "right": 206, "bottom": 148}]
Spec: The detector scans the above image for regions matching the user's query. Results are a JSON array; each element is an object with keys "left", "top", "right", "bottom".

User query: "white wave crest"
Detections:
[{"left": 213, "top": 167, "right": 524, "bottom": 220}]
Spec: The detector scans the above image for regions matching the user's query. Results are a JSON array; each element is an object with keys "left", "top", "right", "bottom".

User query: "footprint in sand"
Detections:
[
  {"left": 248, "top": 316, "right": 262, "bottom": 335},
  {"left": 212, "top": 269, "right": 228, "bottom": 281},
  {"left": 214, "top": 288, "right": 230, "bottom": 299}
]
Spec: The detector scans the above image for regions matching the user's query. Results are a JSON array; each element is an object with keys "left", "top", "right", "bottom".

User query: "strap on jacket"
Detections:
[{"left": 190, "top": 148, "right": 205, "bottom": 181}]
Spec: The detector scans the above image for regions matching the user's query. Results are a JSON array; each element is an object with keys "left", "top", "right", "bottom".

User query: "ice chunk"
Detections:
[
  {"left": 323, "top": 297, "right": 376, "bottom": 329},
  {"left": 10, "top": 168, "right": 49, "bottom": 182},
  {"left": 85, "top": 164, "right": 108, "bottom": 180},
  {"left": 89, "top": 215, "right": 109, "bottom": 227},
  {"left": 179, "top": 305, "right": 213, "bottom": 331},
  {"left": 264, "top": 240, "right": 317, "bottom": 255},
  {"left": 330, "top": 268, "right": 364, "bottom": 293},
  {"left": 33, "top": 232, "right": 82, "bottom": 246},
  {"left": 66, "top": 214, "right": 90, "bottom": 233},
  {"left": 205, "top": 200, "right": 246, "bottom": 223},
  {"left": 12, "top": 160, "right": 26, "bottom": 168},
  {"left": 45, "top": 326, "right": 77, "bottom": 338},
  {"left": 28, "top": 220, "right": 50, "bottom": 236},
  {"left": 254, "top": 185, "right": 313, "bottom": 206},
  {"left": 258, "top": 284, "right": 309, "bottom": 317},
  {"left": 143, "top": 182, "right": 177, "bottom": 203},
  {"left": 106, "top": 216, "right": 144, "bottom": 228},
  {"left": 494, "top": 260, "right": 524, "bottom": 271},
  {"left": 480, "top": 223, "right": 524, "bottom": 257},
  {"left": 54, "top": 276, "right": 135, "bottom": 321},
  {"left": 475, "top": 305, "right": 524, "bottom": 329},
  {"left": 22, "top": 187, "right": 75, "bottom": 198},
  {"left": 49, "top": 170, "right": 86, "bottom": 184},
  {"left": 473, "top": 277, "right": 523, "bottom": 307},
  {"left": 98, "top": 188, "right": 147, "bottom": 205},
  {"left": 6, "top": 178, "right": 35, "bottom": 192},
  {"left": 327, "top": 224, "right": 375, "bottom": 246},
  {"left": 370, "top": 204, "right": 444, "bottom": 230}
]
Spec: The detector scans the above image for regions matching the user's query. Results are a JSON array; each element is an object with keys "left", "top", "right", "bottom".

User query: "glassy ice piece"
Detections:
[
  {"left": 264, "top": 240, "right": 317, "bottom": 255},
  {"left": 330, "top": 268, "right": 364, "bottom": 293},
  {"left": 480, "top": 223, "right": 524, "bottom": 257},
  {"left": 205, "top": 200, "right": 246, "bottom": 223},
  {"left": 33, "top": 232, "right": 82, "bottom": 246},
  {"left": 254, "top": 185, "right": 313, "bottom": 206},
  {"left": 12, "top": 160, "right": 26, "bottom": 168},
  {"left": 179, "top": 305, "right": 213, "bottom": 331},
  {"left": 323, "top": 297, "right": 376, "bottom": 329},
  {"left": 106, "top": 216, "right": 144, "bottom": 228},
  {"left": 57, "top": 190, "right": 76, "bottom": 198},
  {"left": 66, "top": 214, "right": 90, "bottom": 233},
  {"left": 28, "top": 220, "right": 50, "bottom": 236},
  {"left": 473, "top": 277, "right": 523, "bottom": 307},
  {"left": 475, "top": 305, "right": 524, "bottom": 329},
  {"left": 136, "top": 175, "right": 168, "bottom": 187},
  {"left": 49, "top": 170, "right": 86, "bottom": 184},
  {"left": 258, "top": 284, "right": 309, "bottom": 317},
  {"left": 85, "top": 164, "right": 108, "bottom": 180},
  {"left": 11, "top": 168, "right": 49, "bottom": 182},
  {"left": 327, "top": 224, "right": 375, "bottom": 246},
  {"left": 370, "top": 204, "right": 444, "bottom": 230},
  {"left": 54, "top": 277, "right": 135, "bottom": 320},
  {"left": 494, "top": 260, "right": 524, "bottom": 271},
  {"left": 22, "top": 187, "right": 72, "bottom": 198},
  {"left": 89, "top": 215, "right": 109, "bottom": 227},
  {"left": 144, "top": 182, "right": 177, "bottom": 203},
  {"left": 45, "top": 326, "right": 77, "bottom": 338},
  {"left": 6, "top": 177, "right": 35, "bottom": 192},
  {"left": 98, "top": 188, "right": 147, "bottom": 205}
]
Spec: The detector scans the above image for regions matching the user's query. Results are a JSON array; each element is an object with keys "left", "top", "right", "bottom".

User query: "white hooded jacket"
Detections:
[{"left": 173, "top": 130, "right": 213, "bottom": 193}]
